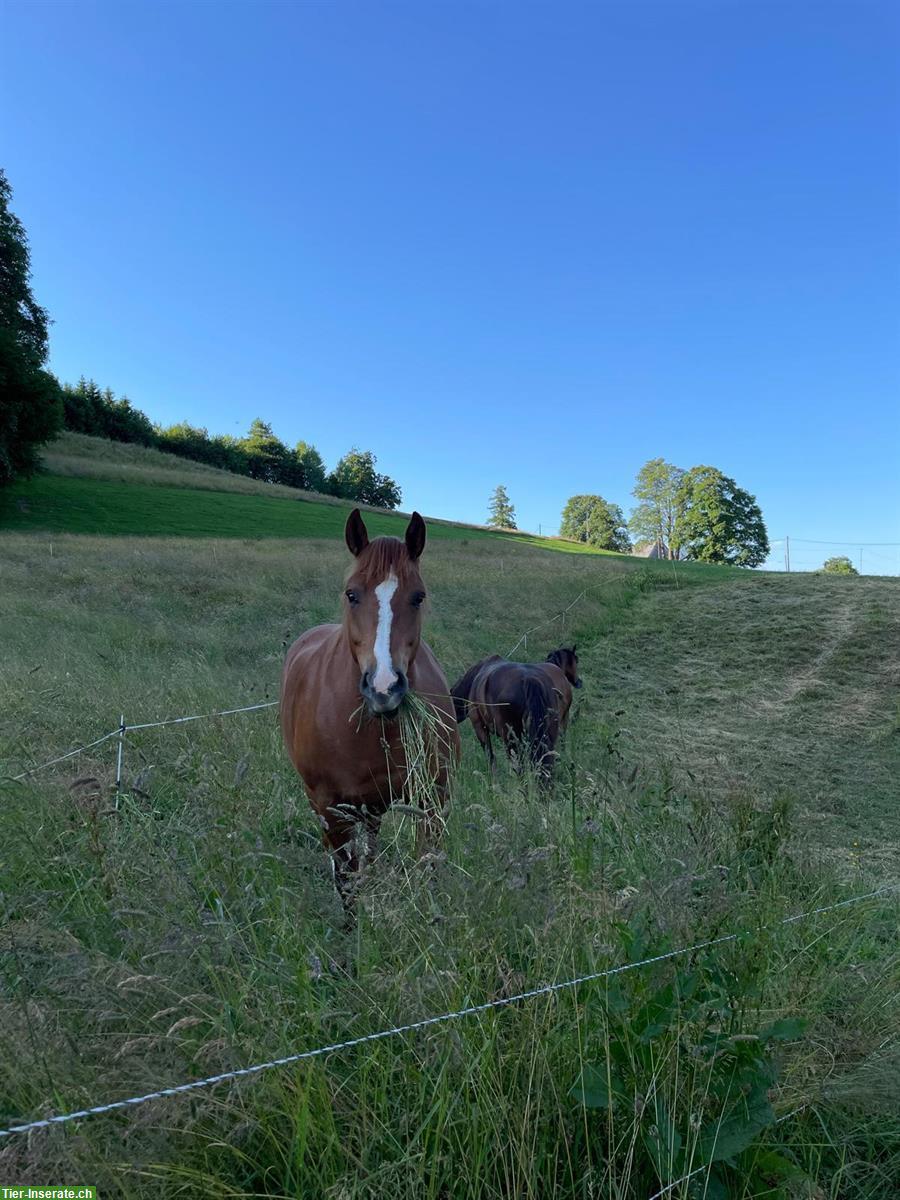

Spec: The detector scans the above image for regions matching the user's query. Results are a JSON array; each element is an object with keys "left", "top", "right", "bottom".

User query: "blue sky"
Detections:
[{"left": 4, "top": 1, "right": 899, "bottom": 569}]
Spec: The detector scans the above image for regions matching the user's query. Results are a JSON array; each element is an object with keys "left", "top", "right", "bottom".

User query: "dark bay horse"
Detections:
[
  {"left": 450, "top": 647, "right": 582, "bottom": 782},
  {"left": 281, "top": 509, "right": 459, "bottom": 904}
]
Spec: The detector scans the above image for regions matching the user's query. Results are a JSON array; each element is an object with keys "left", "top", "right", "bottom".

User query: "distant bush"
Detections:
[{"left": 821, "top": 555, "right": 858, "bottom": 576}]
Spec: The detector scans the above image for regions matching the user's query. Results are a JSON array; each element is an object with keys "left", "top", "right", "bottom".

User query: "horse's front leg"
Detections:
[
  {"left": 471, "top": 712, "right": 496, "bottom": 778},
  {"left": 361, "top": 807, "right": 382, "bottom": 868},
  {"left": 320, "top": 804, "right": 361, "bottom": 909}
]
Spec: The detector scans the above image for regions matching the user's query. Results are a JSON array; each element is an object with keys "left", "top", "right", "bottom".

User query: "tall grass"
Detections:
[{"left": 1, "top": 531, "right": 897, "bottom": 1197}]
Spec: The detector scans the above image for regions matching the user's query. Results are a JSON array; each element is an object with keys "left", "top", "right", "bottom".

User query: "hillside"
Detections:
[
  {"left": 1, "top": 444, "right": 898, "bottom": 1196},
  {"left": 2, "top": 432, "right": 605, "bottom": 552}
]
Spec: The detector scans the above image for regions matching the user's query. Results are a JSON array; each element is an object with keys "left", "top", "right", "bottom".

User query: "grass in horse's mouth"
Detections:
[
  {"left": 348, "top": 699, "right": 403, "bottom": 729},
  {"left": 347, "top": 692, "right": 452, "bottom": 817}
]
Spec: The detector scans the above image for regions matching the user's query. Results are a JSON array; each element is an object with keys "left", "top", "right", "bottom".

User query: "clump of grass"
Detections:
[{"left": 397, "top": 691, "right": 455, "bottom": 804}]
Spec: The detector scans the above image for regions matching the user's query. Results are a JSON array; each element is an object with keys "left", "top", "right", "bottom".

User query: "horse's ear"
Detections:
[
  {"left": 572, "top": 645, "right": 577, "bottom": 654},
  {"left": 405, "top": 511, "right": 426, "bottom": 560},
  {"left": 345, "top": 509, "right": 369, "bottom": 557}
]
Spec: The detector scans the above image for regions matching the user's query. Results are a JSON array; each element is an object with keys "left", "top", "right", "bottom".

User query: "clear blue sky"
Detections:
[{"left": 4, "top": 1, "right": 899, "bottom": 570}]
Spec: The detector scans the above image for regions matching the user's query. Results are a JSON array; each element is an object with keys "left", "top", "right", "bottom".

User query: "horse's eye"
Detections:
[
  {"left": 411, "top": 591, "right": 426, "bottom": 608},
  {"left": 345, "top": 589, "right": 359, "bottom": 605}
]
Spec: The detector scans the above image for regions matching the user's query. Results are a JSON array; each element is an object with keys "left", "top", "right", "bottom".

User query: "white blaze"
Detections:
[{"left": 372, "top": 572, "right": 399, "bottom": 693}]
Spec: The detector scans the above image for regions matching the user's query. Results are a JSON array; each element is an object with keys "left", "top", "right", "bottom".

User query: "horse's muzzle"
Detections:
[{"left": 360, "top": 669, "right": 408, "bottom": 716}]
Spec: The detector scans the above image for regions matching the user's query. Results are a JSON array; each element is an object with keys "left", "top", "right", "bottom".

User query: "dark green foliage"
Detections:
[
  {"left": 675, "top": 465, "right": 769, "bottom": 567},
  {"left": 0, "top": 169, "right": 63, "bottom": 484},
  {"left": 629, "top": 457, "right": 684, "bottom": 558},
  {"left": 570, "top": 923, "right": 812, "bottom": 1194},
  {"left": 560, "top": 493, "right": 631, "bottom": 551},
  {"left": 486, "top": 484, "right": 517, "bottom": 529},
  {"left": 328, "top": 448, "right": 402, "bottom": 509},
  {"left": 157, "top": 421, "right": 245, "bottom": 473},
  {"left": 239, "top": 418, "right": 293, "bottom": 484},
  {"left": 821, "top": 555, "right": 858, "bottom": 576},
  {"left": 61, "top": 378, "right": 105, "bottom": 436},
  {"left": 294, "top": 440, "right": 327, "bottom": 493},
  {"left": 62, "top": 378, "right": 156, "bottom": 446}
]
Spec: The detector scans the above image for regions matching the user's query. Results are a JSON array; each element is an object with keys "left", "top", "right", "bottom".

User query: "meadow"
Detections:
[
  {"left": 3, "top": 433, "right": 602, "bottom": 553},
  {"left": 1, "top": 442, "right": 898, "bottom": 1198}
]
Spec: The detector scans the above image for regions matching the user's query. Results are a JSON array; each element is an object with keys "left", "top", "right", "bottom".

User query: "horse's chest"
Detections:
[{"left": 293, "top": 706, "right": 406, "bottom": 801}]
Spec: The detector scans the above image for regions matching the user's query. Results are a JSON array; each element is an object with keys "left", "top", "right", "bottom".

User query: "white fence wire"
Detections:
[
  {"left": 8, "top": 730, "right": 122, "bottom": 781},
  {"left": 8, "top": 700, "right": 279, "bottom": 783},
  {"left": 0, "top": 884, "right": 896, "bottom": 1141},
  {"left": 8, "top": 583, "right": 591, "bottom": 785}
]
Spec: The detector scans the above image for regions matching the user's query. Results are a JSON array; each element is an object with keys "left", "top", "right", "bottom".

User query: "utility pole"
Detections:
[{"left": 784, "top": 536, "right": 790, "bottom": 573}]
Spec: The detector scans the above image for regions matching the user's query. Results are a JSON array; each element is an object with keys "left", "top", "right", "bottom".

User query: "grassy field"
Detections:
[
  {"left": 41, "top": 431, "right": 327, "bottom": 500},
  {"left": 1, "top": 449, "right": 898, "bottom": 1198},
  {"left": 3, "top": 433, "right": 604, "bottom": 554}
]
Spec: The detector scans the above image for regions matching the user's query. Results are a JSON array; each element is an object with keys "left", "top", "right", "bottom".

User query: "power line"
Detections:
[{"left": 787, "top": 538, "right": 900, "bottom": 547}]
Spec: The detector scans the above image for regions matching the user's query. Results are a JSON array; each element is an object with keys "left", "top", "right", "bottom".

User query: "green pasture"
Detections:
[{"left": 0, "top": 435, "right": 898, "bottom": 1198}]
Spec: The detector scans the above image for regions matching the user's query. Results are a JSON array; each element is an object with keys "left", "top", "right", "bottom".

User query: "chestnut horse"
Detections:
[
  {"left": 281, "top": 509, "right": 459, "bottom": 904},
  {"left": 450, "top": 647, "right": 582, "bottom": 781}
]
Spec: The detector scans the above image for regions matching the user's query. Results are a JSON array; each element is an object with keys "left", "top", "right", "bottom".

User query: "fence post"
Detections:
[{"left": 114, "top": 714, "right": 126, "bottom": 810}]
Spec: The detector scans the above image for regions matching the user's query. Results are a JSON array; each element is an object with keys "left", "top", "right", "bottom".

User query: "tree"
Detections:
[
  {"left": 629, "top": 458, "right": 684, "bottom": 558},
  {"left": 329, "top": 448, "right": 402, "bottom": 509},
  {"left": 239, "top": 418, "right": 291, "bottom": 483},
  {"left": 675, "top": 466, "right": 769, "bottom": 567},
  {"left": 821, "top": 556, "right": 858, "bottom": 576},
  {"left": 294, "top": 441, "right": 327, "bottom": 493},
  {"left": 59, "top": 365, "right": 401, "bottom": 502},
  {"left": 63, "top": 378, "right": 157, "bottom": 446},
  {"left": 560, "top": 494, "right": 631, "bottom": 551},
  {"left": 62, "top": 377, "right": 107, "bottom": 435},
  {"left": 101, "top": 390, "right": 157, "bottom": 446},
  {"left": 0, "top": 169, "right": 63, "bottom": 485},
  {"left": 487, "top": 485, "right": 517, "bottom": 529},
  {"left": 157, "top": 420, "right": 216, "bottom": 463}
]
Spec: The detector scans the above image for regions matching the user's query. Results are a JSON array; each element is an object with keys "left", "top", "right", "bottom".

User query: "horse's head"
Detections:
[
  {"left": 546, "top": 645, "right": 583, "bottom": 689},
  {"left": 343, "top": 508, "right": 428, "bottom": 717}
]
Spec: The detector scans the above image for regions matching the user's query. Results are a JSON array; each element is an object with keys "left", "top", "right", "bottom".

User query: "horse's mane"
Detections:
[{"left": 351, "top": 536, "right": 418, "bottom": 587}]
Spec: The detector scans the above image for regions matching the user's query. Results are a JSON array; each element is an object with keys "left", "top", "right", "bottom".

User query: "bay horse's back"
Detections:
[{"left": 452, "top": 656, "right": 573, "bottom": 782}]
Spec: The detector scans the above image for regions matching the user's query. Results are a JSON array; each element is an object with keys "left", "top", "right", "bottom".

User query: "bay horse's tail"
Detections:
[{"left": 522, "top": 674, "right": 556, "bottom": 777}]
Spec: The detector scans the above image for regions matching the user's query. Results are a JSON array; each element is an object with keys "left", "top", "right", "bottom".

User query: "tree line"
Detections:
[
  {"left": 61, "top": 379, "right": 402, "bottom": 508},
  {"left": 0, "top": 169, "right": 62, "bottom": 485},
  {"left": 487, "top": 458, "right": 771, "bottom": 567},
  {"left": 0, "top": 169, "right": 402, "bottom": 509}
]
